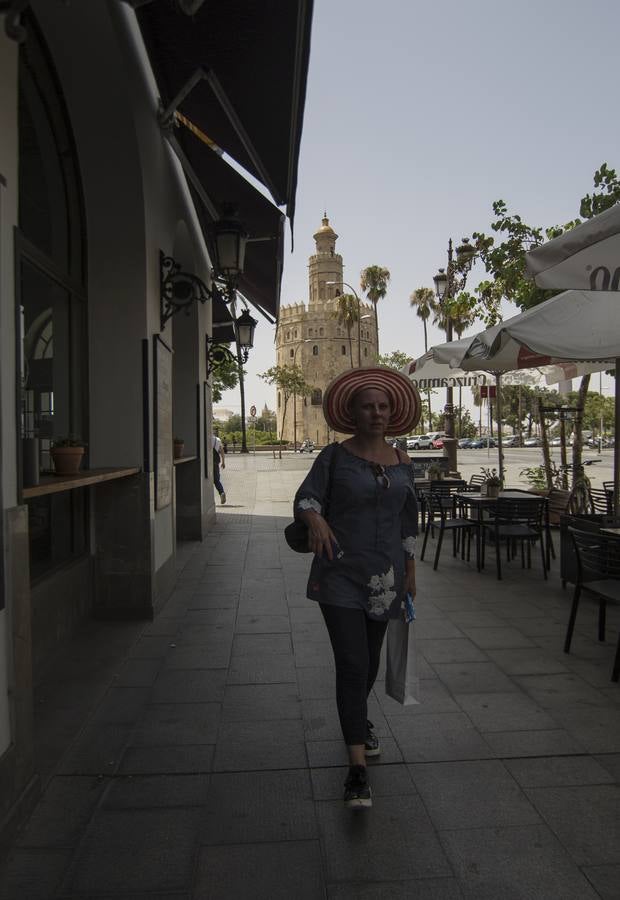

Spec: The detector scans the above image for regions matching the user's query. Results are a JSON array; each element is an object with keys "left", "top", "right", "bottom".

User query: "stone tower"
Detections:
[{"left": 275, "top": 215, "right": 377, "bottom": 446}]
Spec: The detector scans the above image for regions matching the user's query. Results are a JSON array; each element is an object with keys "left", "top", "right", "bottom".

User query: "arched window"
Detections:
[
  {"left": 308, "top": 327, "right": 313, "bottom": 336},
  {"left": 294, "top": 329, "right": 298, "bottom": 338},
  {"left": 286, "top": 330, "right": 291, "bottom": 340},
  {"left": 312, "top": 345, "right": 319, "bottom": 356},
  {"left": 319, "top": 327, "right": 324, "bottom": 336},
  {"left": 319, "top": 281, "right": 326, "bottom": 299},
  {"left": 289, "top": 348, "right": 294, "bottom": 358},
  {"left": 341, "top": 345, "right": 346, "bottom": 355},
  {"left": 364, "top": 347, "right": 368, "bottom": 357},
  {"left": 311, "top": 389, "right": 322, "bottom": 406}
]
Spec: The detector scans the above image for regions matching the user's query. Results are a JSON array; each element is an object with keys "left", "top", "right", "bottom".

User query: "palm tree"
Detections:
[
  {"left": 432, "top": 292, "right": 476, "bottom": 338},
  {"left": 360, "top": 265, "right": 390, "bottom": 354},
  {"left": 331, "top": 293, "right": 359, "bottom": 367},
  {"left": 410, "top": 286, "right": 436, "bottom": 430}
]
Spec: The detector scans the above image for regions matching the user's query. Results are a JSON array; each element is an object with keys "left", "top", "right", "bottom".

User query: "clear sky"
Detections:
[{"left": 219, "top": 0, "right": 620, "bottom": 420}]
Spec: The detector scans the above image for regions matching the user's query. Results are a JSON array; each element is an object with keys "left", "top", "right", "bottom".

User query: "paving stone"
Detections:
[
  {"left": 193, "top": 840, "right": 324, "bottom": 900},
  {"left": 213, "top": 720, "right": 307, "bottom": 771},
  {"left": 16, "top": 776, "right": 107, "bottom": 849},
  {"left": 235, "top": 614, "right": 291, "bottom": 633},
  {"left": 222, "top": 683, "right": 301, "bottom": 722},
  {"left": 582, "top": 864, "right": 620, "bottom": 899},
  {"left": 231, "top": 633, "right": 292, "bottom": 656},
  {"left": 524, "top": 784, "right": 620, "bottom": 865},
  {"left": 447, "top": 611, "right": 507, "bottom": 628},
  {"left": 415, "top": 619, "right": 465, "bottom": 640},
  {"left": 130, "top": 703, "right": 220, "bottom": 746},
  {"left": 201, "top": 769, "right": 317, "bottom": 844},
  {"left": 163, "top": 644, "right": 232, "bottom": 670},
  {"left": 458, "top": 626, "right": 536, "bottom": 649},
  {"left": 504, "top": 755, "right": 615, "bottom": 788},
  {"left": 89, "top": 687, "right": 152, "bottom": 724},
  {"left": 118, "top": 744, "right": 214, "bottom": 775},
  {"left": 310, "top": 764, "right": 416, "bottom": 801},
  {"left": 513, "top": 673, "right": 611, "bottom": 709},
  {"left": 485, "top": 648, "right": 568, "bottom": 675},
  {"left": 289, "top": 606, "right": 324, "bottom": 625},
  {"left": 317, "top": 795, "right": 450, "bottom": 882},
  {"left": 129, "top": 635, "right": 174, "bottom": 658},
  {"left": 57, "top": 723, "right": 133, "bottom": 775},
  {"left": 179, "top": 608, "right": 235, "bottom": 626},
  {"left": 293, "top": 642, "right": 335, "bottom": 667},
  {"left": 483, "top": 729, "right": 586, "bottom": 758},
  {"left": 440, "top": 823, "right": 600, "bottom": 899},
  {"left": 102, "top": 773, "right": 210, "bottom": 809},
  {"left": 141, "top": 617, "right": 184, "bottom": 636},
  {"left": 455, "top": 691, "right": 557, "bottom": 733},
  {"left": 0, "top": 848, "right": 72, "bottom": 900},
  {"left": 388, "top": 713, "right": 494, "bottom": 763},
  {"left": 175, "top": 623, "right": 235, "bottom": 646},
  {"left": 431, "top": 662, "right": 520, "bottom": 694},
  {"left": 306, "top": 737, "right": 403, "bottom": 767},
  {"left": 297, "top": 666, "right": 336, "bottom": 699},
  {"left": 226, "top": 654, "right": 297, "bottom": 684},
  {"left": 290, "top": 622, "right": 330, "bottom": 642},
  {"left": 151, "top": 669, "right": 226, "bottom": 703},
  {"left": 547, "top": 705, "right": 620, "bottom": 753},
  {"left": 594, "top": 753, "right": 620, "bottom": 781},
  {"left": 60, "top": 808, "right": 202, "bottom": 895},
  {"left": 417, "top": 638, "right": 488, "bottom": 664},
  {"left": 327, "top": 880, "right": 464, "bottom": 899},
  {"left": 408, "top": 760, "right": 541, "bottom": 829},
  {"left": 112, "top": 658, "right": 162, "bottom": 687}
]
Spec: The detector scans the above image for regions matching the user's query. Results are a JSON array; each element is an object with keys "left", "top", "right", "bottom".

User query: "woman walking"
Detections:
[{"left": 293, "top": 367, "right": 420, "bottom": 808}]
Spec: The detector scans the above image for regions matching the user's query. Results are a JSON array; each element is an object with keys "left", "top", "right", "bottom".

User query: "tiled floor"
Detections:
[{"left": 1, "top": 455, "right": 619, "bottom": 898}]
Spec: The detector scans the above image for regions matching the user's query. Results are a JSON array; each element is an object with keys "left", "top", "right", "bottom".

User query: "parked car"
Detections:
[
  {"left": 470, "top": 437, "right": 497, "bottom": 449},
  {"left": 523, "top": 436, "right": 542, "bottom": 448},
  {"left": 299, "top": 439, "right": 315, "bottom": 453},
  {"left": 427, "top": 431, "right": 447, "bottom": 444},
  {"left": 407, "top": 434, "right": 433, "bottom": 450},
  {"left": 549, "top": 437, "right": 562, "bottom": 447},
  {"left": 502, "top": 435, "right": 522, "bottom": 448},
  {"left": 458, "top": 438, "right": 473, "bottom": 449},
  {"left": 431, "top": 437, "right": 444, "bottom": 449}
]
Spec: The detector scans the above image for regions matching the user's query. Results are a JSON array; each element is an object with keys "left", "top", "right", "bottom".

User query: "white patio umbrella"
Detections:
[{"left": 526, "top": 211, "right": 620, "bottom": 514}]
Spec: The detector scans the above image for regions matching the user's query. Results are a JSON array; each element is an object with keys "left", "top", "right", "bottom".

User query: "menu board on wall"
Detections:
[{"left": 154, "top": 335, "right": 173, "bottom": 510}]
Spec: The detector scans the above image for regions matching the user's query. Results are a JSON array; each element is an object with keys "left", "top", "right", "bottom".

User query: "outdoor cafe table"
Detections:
[{"left": 455, "top": 489, "right": 549, "bottom": 572}]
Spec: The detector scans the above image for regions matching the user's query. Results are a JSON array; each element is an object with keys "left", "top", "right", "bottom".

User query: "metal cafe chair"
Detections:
[
  {"left": 481, "top": 496, "right": 547, "bottom": 581},
  {"left": 565, "top": 527, "right": 620, "bottom": 682},
  {"left": 469, "top": 474, "right": 486, "bottom": 488},
  {"left": 420, "top": 490, "right": 475, "bottom": 571},
  {"left": 589, "top": 487, "right": 613, "bottom": 515}
]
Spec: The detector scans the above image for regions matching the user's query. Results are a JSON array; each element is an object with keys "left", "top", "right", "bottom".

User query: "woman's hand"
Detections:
[
  {"left": 404, "top": 562, "right": 416, "bottom": 599},
  {"left": 299, "top": 510, "right": 338, "bottom": 560}
]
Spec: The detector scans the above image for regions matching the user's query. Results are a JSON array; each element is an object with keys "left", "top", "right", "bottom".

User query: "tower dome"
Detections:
[{"left": 313, "top": 213, "right": 338, "bottom": 253}]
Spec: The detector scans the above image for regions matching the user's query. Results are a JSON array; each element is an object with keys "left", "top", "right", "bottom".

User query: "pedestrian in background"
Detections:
[
  {"left": 212, "top": 429, "right": 226, "bottom": 504},
  {"left": 293, "top": 368, "right": 421, "bottom": 809}
]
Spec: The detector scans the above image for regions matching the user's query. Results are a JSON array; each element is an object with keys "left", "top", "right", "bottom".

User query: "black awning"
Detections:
[
  {"left": 136, "top": 0, "right": 313, "bottom": 227},
  {"left": 211, "top": 291, "right": 236, "bottom": 343},
  {"left": 181, "top": 126, "right": 285, "bottom": 320}
]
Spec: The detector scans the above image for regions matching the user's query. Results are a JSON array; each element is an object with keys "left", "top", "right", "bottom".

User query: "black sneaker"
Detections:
[
  {"left": 344, "top": 765, "right": 372, "bottom": 809},
  {"left": 364, "top": 719, "right": 381, "bottom": 758}
]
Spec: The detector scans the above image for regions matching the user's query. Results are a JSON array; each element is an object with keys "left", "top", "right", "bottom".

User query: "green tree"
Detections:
[
  {"left": 259, "top": 364, "right": 313, "bottom": 457},
  {"left": 360, "top": 264, "right": 390, "bottom": 354},
  {"left": 256, "top": 404, "right": 277, "bottom": 440},
  {"left": 211, "top": 346, "right": 241, "bottom": 404},
  {"left": 332, "top": 293, "right": 359, "bottom": 367},
  {"left": 376, "top": 350, "right": 412, "bottom": 370},
  {"left": 466, "top": 163, "right": 620, "bottom": 482}
]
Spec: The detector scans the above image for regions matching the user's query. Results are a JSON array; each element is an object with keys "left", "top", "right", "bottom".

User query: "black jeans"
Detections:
[{"left": 320, "top": 603, "right": 388, "bottom": 745}]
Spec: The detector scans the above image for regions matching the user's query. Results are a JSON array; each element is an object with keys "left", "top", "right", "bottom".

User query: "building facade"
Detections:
[
  {"left": 275, "top": 216, "right": 377, "bottom": 446},
  {"left": 0, "top": 0, "right": 312, "bottom": 847}
]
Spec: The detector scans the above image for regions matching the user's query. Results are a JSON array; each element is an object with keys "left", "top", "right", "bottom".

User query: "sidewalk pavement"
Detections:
[{"left": 1, "top": 455, "right": 619, "bottom": 899}]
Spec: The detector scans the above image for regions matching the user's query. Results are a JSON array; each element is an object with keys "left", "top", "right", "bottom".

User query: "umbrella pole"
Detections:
[
  {"left": 496, "top": 373, "right": 504, "bottom": 485},
  {"left": 614, "top": 359, "right": 619, "bottom": 518}
]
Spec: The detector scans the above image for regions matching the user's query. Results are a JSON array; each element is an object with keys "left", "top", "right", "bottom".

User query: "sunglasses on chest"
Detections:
[{"left": 371, "top": 464, "right": 391, "bottom": 490}]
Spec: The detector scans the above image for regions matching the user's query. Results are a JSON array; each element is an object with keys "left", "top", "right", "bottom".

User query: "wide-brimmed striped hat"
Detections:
[{"left": 323, "top": 367, "right": 422, "bottom": 435}]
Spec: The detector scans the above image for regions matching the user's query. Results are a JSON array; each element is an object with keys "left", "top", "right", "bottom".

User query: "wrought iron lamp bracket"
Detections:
[
  {"left": 160, "top": 251, "right": 222, "bottom": 330},
  {"left": 205, "top": 337, "right": 249, "bottom": 377}
]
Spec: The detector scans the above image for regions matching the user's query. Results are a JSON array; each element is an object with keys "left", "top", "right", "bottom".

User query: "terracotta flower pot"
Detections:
[{"left": 51, "top": 446, "right": 85, "bottom": 475}]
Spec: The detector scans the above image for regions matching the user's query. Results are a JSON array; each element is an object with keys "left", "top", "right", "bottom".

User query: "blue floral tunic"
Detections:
[{"left": 293, "top": 443, "right": 418, "bottom": 620}]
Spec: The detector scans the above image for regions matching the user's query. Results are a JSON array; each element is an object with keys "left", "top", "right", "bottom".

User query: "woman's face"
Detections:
[{"left": 351, "top": 387, "right": 392, "bottom": 436}]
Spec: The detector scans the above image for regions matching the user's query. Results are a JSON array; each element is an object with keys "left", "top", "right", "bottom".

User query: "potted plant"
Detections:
[
  {"left": 519, "top": 465, "right": 548, "bottom": 493},
  {"left": 481, "top": 466, "right": 501, "bottom": 498},
  {"left": 427, "top": 462, "right": 442, "bottom": 481},
  {"left": 173, "top": 437, "right": 185, "bottom": 459},
  {"left": 50, "top": 437, "right": 86, "bottom": 475}
]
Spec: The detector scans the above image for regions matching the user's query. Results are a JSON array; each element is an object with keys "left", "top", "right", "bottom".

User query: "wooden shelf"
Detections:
[
  {"left": 22, "top": 467, "right": 141, "bottom": 499},
  {"left": 173, "top": 456, "right": 198, "bottom": 466}
]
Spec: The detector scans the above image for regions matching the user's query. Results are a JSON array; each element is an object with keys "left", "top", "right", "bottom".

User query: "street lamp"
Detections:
[
  {"left": 432, "top": 237, "right": 476, "bottom": 470},
  {"left": 326, "top": 280, "right": 364, "bottom": 367}
]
